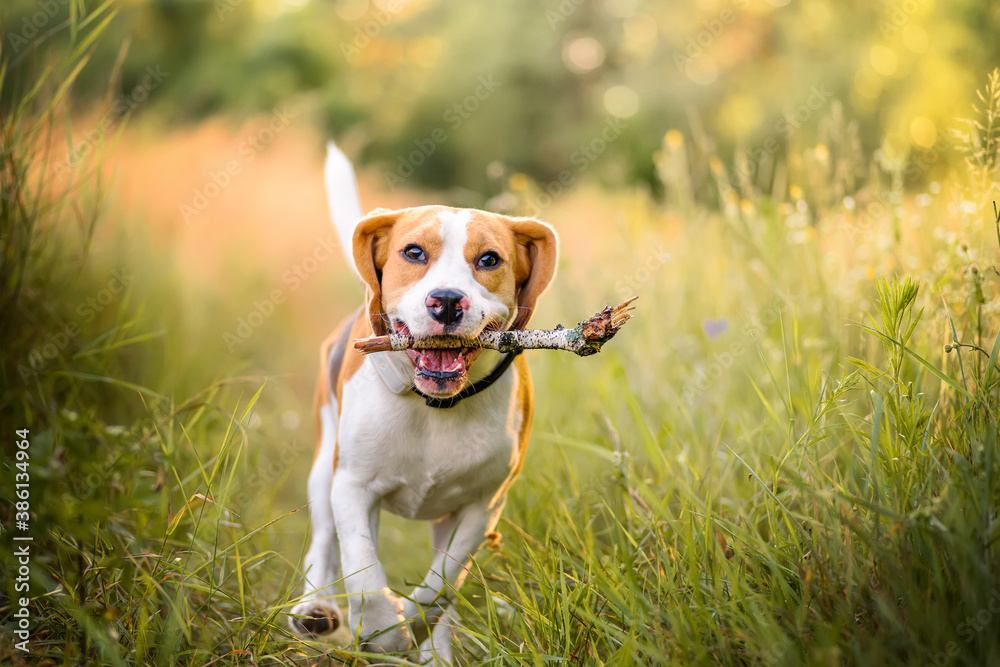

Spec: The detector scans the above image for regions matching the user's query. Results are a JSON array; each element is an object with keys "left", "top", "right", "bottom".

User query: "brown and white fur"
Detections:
[{"left": 289, "top": 144, "right": 557, "bottom": 663}]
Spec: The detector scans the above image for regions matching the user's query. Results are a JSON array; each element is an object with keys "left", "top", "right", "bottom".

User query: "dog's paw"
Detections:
[
  {"left": 401, "top": 598, "right": 446, "bottom": 635},
  {"left": 289, "top": 600, "right": 343, "bottom": 636},
  {"left": 354, "top": 589, "right": 413, "bottom": 654},
  {"left": 417, "top": 611, "right": 456, "bottom": 666},
  {"left": 358, "top": 625, "right": 412, "bottom": 656}
]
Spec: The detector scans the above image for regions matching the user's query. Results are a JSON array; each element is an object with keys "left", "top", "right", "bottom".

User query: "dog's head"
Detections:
[{"left": 352, "top": 205, "right": 558, "bottom": 398}]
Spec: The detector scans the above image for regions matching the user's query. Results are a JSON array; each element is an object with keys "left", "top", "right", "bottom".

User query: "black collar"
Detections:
[{"left": 414, "top": 351, "right": 521, "bottom": 409}]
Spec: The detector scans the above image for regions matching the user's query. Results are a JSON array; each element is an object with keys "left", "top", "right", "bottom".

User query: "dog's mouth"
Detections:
[
  {"left": 392, "top": 320, "right": 484, "bottom": 396},
  {"left": 407, "top": 347, "right": 482, "bottom": 379}
]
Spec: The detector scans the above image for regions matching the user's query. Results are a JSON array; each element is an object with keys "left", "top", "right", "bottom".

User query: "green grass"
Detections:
[{"left": 3, "top": 12, "right": 1000, "bottom": 666}]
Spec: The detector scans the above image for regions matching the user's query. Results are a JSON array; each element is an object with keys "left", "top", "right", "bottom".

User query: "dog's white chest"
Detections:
[{"left": 337, "top": 356, "right": 522, "bottom": 520}]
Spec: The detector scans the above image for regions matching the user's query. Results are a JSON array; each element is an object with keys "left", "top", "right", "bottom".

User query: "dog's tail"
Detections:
[{"left": 324, "top": 142, "right": 364, "bottom": 271}]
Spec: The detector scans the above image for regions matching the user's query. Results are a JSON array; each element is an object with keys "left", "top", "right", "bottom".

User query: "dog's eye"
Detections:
[
  {"left": 476, "top": 251, "right": 502, "bottom": 269},
  {"left": 401, "top": 244, "right": 427, "bottom": 263}
]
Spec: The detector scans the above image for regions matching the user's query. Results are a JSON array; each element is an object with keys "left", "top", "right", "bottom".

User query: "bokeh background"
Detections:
[
  {"left": 4, "top": 0, "right": 997, "bottom": 387},
  {"left": 9, "top": 0, "right": 1000, "bottom": 190},
  {"left": 3, "top": 0, "right": 1000, "bottom": 664}
]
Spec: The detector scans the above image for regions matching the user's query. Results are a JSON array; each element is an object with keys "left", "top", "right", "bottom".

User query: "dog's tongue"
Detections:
[{"left": 422, "top": 348, "right": 464, "bottom": 373}]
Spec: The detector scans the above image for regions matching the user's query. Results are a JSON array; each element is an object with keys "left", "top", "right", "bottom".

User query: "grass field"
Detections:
[{"left": 3, "top": 17, "right": 1000, "bottom": 667}]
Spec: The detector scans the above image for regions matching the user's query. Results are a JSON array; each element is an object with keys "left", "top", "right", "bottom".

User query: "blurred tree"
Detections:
[{"left": 3, "top": 0, "right": 998, "bottom": 198}]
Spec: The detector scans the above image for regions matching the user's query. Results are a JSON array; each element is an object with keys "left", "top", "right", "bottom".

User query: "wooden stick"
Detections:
[{"left": 354, "top": 297, "right": 637, "bottom": 357}]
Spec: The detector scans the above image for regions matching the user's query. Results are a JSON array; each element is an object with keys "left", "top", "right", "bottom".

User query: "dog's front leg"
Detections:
[
  {"left": 289, "top": 405, "right": 343, "bottom": 636},
  {"left": 332, "top": 470, "right": 412, "bottom": 654}
]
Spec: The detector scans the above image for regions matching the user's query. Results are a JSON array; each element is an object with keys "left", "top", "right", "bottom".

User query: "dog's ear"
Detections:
[
  {"left": 352, "top": 209, "right": 402, "bottom": 336},
  {"left": 508, "top": 217, "right": 559, "bottom": 330}
]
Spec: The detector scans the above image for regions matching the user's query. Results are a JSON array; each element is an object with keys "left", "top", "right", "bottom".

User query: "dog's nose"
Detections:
[{"left": 425, "top": 289, "right": 468, "bottom": 326}]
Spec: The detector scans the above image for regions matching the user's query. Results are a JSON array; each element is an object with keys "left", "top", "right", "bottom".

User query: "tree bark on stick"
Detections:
[{"left": 354, "top": 297, "right": 637, "bottom": 357}]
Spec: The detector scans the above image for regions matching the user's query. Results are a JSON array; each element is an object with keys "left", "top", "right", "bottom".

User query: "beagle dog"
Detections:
[{"left": 289, "top": 144, "right": 557, "bottom": 662}]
